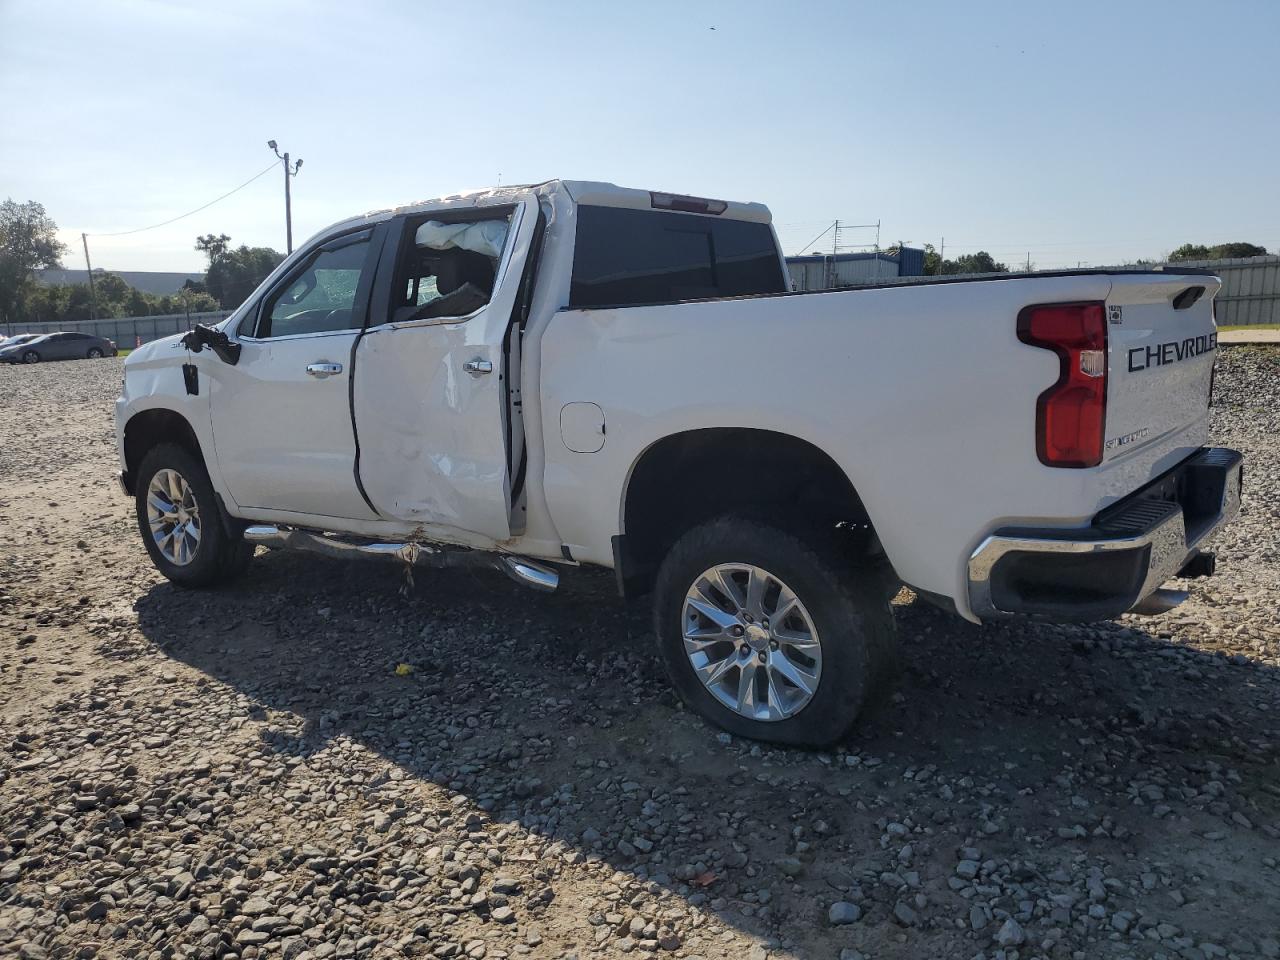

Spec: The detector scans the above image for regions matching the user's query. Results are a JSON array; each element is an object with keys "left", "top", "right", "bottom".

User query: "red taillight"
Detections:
[{"left": 1017, "top": 301, "right": 1107, "bottom": 468}]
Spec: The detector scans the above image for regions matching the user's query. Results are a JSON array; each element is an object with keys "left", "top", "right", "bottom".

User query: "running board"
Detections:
[
  {"left": 242, "top": 525, "right": 559, "bottom": 592},
  {"left": 1129, "top": 588, "right": 1189, "bottom": 616}
]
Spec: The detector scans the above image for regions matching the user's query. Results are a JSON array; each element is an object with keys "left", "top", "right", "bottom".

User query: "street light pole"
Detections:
[
  {"left": 267, "top": 140, "right": 303, "bottom": 254},
  {"left": 81, "top": 233, "right": 97, "bottom": 321}
]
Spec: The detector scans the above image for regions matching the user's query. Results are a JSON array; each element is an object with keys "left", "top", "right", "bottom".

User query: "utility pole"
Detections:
[
  {"left": 81, "top": 233, "right": 97, "bottom": 321},
  {"left": 267, "top": 140, "right": 303, "bottom": 253},
  {"left": 829, "top": 220, "right": 840, "bottom": 288}
]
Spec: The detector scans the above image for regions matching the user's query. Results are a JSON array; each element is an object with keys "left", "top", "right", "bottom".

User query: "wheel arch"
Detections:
[
  {"left": 122, "top": 408, "right": 207, "bottom": 496},
  {"left": 616, "top": 427, "right": 882, "bottom": 597}
]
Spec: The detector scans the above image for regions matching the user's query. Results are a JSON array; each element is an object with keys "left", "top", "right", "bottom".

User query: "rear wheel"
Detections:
[
  {"left": 22, "top": 350, "right": 39, "bottom": 364},
  {"left": 87, "top": 347, "right": 103, "bottom": 358},
  {"left": 135, "top": 443, "right": 253, "bottom": 587},
  {"left": 654, "top": 516, "right": 895, "bottom": 747}
]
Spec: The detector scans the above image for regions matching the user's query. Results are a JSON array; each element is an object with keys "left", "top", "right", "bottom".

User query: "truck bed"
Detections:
[{"left": 537, "top": 268, "right": 1221, "bottom": 620}]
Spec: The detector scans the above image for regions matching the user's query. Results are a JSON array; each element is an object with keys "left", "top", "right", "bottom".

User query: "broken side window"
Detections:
[{"left": 392, "top": 214, "right": 512, "bottom": 324}]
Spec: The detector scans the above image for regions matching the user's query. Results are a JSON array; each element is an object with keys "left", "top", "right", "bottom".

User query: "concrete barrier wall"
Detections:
[
  {"left": 3, "top": 311, "right": 234, "bottom": 346},
  {"left": 1162, "top": 256, "right": 1280, "bottom": 326},
  {"left": 848, "top": 256, "right": 1280, "bottom": 326}
]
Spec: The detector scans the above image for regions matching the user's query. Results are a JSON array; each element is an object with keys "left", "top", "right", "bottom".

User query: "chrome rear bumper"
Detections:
[{"left": 968, "top": 447, "right": 1242, "bottom": 622}]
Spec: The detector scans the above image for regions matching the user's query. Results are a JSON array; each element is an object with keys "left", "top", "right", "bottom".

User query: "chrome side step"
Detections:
[
  {"left": 243, "top": 525, "right": 559, "bottom": 592},
  {"left": 1130, "top": 588, "right": 1189, "bottom": 616},
  {"left": 497, "top": 556, "right": 560, "bottom": 592}
]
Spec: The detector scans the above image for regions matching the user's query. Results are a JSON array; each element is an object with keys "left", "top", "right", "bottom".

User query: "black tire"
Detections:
[
  {"left": 22, "top": 350, "right": 39, "bottom": 364},
  {"left": 654, "top": 516, "right": 896, "bottom": 748},
  {"left": 135, "top": 443, "right": 253, "bottom": 587},
  {"left": 87, "top": 347, "right": 103, "bottom": 359}
]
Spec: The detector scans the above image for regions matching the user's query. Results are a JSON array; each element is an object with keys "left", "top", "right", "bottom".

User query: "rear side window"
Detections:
[{"left": 569, "top": 206, "right": 785, "bottom": 309}]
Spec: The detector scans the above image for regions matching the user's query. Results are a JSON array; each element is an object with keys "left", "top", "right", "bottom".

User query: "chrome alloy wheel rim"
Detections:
[
  {"left": 682, "top": 563, "right": 822, "bottom": 721},
  {"left": 146, "top": 468, "right": 201, "bottom": 566}
]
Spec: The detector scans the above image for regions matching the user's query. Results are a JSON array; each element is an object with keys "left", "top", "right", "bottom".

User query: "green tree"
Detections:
[
  {"left": 63, "top": 284, "right": 95, "bottom": 322},
  {"left": 91, "top": 270, "right": 130, "bottom": 306},
  {"left": 16, "top": 270, "right": 223, "bottom": 323},
  {"left": 0, "top": 199, "right": 66, "bottom": 324},
  {"left": 895, "top": 244, "right": 1011, "bottom": 276},
  {"left": 205, "top": 244, "right": 284, "bottom": 308},
  {"left": 1169, "top": 242, "right": 1267, "bottom": 262},
  {"left": 945, "top": 251, "right": 1009, "bottom": 275},
  {"left": 1211, "top": 242, "right": 1267, "bottom": 259},
  {"left": 1168, "top": 243, "right": 1210, "bottom": 261},
  {"left": 922, "top": 244, "right": 942, "bottom": 276},
  {"left": 920, "top": 245, "right": 1009, "bottom": 276},
  {"left": 195, "top": 233, "right": 232, "bottom": 266},
  {"left": 26, "top": 283, "right": 69, "bottom": 323},
  {"left": 127, "top": 288, "right": 150, "bottom": 317}
]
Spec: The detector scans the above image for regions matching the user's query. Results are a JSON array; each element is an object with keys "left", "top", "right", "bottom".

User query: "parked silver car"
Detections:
[
  {"left": 0, "top": 332, "right": 118, "bottom": 364},
  {"left": 0, "top": 334, "right": 39, "bottom": 351}
]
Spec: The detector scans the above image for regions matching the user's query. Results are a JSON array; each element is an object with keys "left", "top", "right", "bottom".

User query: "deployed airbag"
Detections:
[{"left": 416, "top": 220, "right": 508, "bottom": 259}]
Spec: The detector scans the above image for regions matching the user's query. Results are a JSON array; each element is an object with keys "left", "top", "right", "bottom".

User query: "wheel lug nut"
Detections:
[
  {"left": 757, "top": 652, "right": 766, "bottom": 663},
  {"left": 731, "top": 626, "right": 744, "bottom": 638}
]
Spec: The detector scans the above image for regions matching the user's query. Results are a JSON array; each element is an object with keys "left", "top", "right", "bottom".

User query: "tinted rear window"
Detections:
[{"left": 569, "top": 206, "right": 785, "bottom": 309}]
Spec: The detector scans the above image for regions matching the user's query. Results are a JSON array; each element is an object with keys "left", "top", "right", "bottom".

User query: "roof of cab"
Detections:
[{"left": 310, "top": 180, "right": 773, "bottom": 246}]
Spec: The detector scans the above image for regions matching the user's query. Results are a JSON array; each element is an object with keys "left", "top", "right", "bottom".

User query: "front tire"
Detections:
[
  {"left": 87, "top": 347, "right": 103, "bottom": 359},
  {"left": 22, "top": 350, "right": 39, "bottom": 364},
  {"left": 135, "top": 443, "right": 253, "bottom": 587},
  {"left": 654, "top": 516, "right": 895, "bottom": 747}
]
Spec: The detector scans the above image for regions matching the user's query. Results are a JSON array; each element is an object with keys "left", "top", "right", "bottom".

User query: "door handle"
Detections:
[
  {"left": 306, "top": 362, "right": 343, "bottom": 378},
  {"left": 464, "top": 358, "right": 494, "bottom": 377}
]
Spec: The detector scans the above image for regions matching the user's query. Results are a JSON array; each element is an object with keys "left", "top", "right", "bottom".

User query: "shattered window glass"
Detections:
[
  {"left": 391, "top": 215, "right": 511, "bottom": 323},
  {"left": 260, "top": 236, "right": 371, "bottom": 338}
]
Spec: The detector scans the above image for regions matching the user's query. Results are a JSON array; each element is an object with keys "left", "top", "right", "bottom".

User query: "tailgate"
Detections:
[{"left": 1104, "top": 273, "right": 1220, "bottom": 462}]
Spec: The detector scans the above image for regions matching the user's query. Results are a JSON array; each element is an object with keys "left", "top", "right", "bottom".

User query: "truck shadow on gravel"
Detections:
[{"left": 135, "top": 548, "right": 1280, "bottom": 957}]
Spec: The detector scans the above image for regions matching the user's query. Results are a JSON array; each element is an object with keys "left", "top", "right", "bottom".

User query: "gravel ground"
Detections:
[{"left": 1, "top": 349, "right": 1278, "bottom": 960}]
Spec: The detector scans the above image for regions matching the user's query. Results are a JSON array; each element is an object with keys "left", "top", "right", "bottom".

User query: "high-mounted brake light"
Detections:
[
  {"left": 1017, "top": 301, "right": 1107, "bottom": 468},
  {"left": 649, "top": 191, "right": 728, "bottom": 215}
]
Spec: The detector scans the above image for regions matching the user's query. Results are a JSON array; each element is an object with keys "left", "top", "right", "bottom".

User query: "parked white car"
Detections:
[{"left": 115, "top": 180, "right": 1242, "bottom": 745}]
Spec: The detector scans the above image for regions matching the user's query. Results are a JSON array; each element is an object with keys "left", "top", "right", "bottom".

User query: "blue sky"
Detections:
[{"left": 3, "top": 0, "right": 1276, "bottom": 273}]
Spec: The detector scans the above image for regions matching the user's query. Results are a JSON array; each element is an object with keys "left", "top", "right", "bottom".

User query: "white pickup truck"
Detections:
[{"left": 116, "top": 179, "right": 1242, "bottom": 746}]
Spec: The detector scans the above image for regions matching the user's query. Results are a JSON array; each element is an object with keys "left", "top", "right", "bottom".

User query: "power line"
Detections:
[
  {"left": 87, "top": 161, "right": 279, "bottom": 237},
  {"left": 795, "top": 221, "right": 836, "bottom": 255}
]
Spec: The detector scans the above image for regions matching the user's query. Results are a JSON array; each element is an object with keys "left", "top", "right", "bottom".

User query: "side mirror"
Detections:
[{"left": 182, "top": 324, "right": 241, "bottom": 365}]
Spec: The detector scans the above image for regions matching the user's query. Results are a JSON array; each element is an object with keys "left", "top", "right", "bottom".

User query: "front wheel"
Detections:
[
  {"left": 135, "top": 443, "right": 253, "bottom": 587},
  {"left": 654, "top": 517, "right": 896, "bottom": 747},
  {"left": 87, "top": 347, "right": 103, "bottom": 359},
  {"left": 22, "top": 350, "right": 39, "bottom": 364}
]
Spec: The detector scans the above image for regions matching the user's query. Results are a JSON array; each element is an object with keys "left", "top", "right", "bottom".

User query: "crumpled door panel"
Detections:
[
  {"left": 351, "top": 195, "right": 540, "bottom": 546},
  {"left": 353, "top": 322, "right": 510, "bottom": 541}
]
